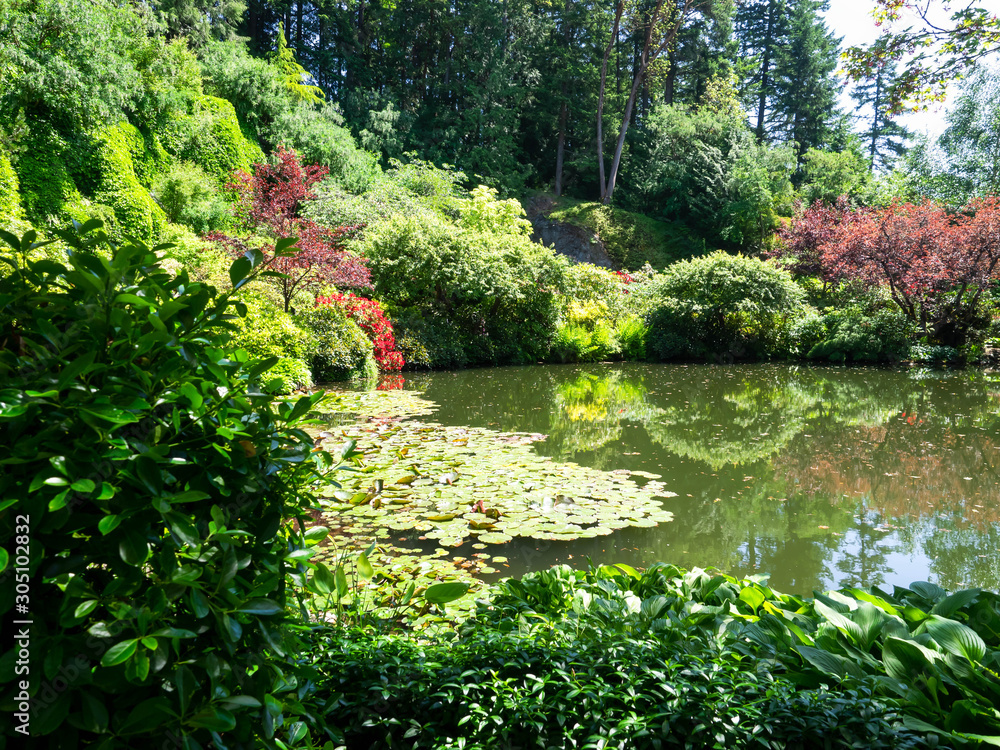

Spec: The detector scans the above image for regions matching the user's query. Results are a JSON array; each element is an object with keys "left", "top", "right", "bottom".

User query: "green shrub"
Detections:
[
  {"left": 480, "top": 563, "right": 1000, "bottom": 746},
  {"left": 14, "top": 124, "right": 85, "bottom": 222},
  {"left": 362, "top": 214, "right": 567, "bottom": 366},
  {"left": 308, "top": 564, "right": 929, "bottom": 749},
  {"left": 0, "top": 221, "right": 351, "bottom": 747},
  {"left": 805, "top": 305, "right": 915, "bottom": 363},
  {"left": 296, "top": 303, "right": 378, "bottom": 382},
  {"left": 159, "top": 223, "right": 232, "bottom": 281},
  {"left": 615, "top": 315, "right": 649, "bottom": 360},
  {"left": 152, "top": 161, "right": 232, "bottom": 233},
  {"left": 199, "top": 41, "right": 377, "bottom": 191},
  {"left": 159, "top": 94, "right": 264, "bottom": 183},
  {"left": 225, "top": 290, "right": 313, "bottom": 393},
  {"left": 646, "top": 251, "right": 807, "bottom": 361},
  {"left": 386, "top": 307, "right": 470, "bottom": 370}
]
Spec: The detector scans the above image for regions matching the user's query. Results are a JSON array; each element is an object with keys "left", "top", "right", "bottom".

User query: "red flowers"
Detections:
[{"left": 316, "top": 293, "right": 405, "bottom": 372}]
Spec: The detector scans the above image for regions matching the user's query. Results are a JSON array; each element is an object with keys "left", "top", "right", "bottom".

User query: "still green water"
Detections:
[{"left": 358, "top": 363, "right": 1000, "bottom": 595}]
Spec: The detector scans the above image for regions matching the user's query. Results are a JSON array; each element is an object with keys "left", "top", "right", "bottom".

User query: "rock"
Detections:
[{"left": 525, "top": 196, "right": 615, "bottom": 268}]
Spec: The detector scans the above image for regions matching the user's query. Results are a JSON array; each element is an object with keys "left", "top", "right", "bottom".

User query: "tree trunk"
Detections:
[
  {"left": 555, "top": 95, "right": 568, "bottom": 196},
  {"left": 664, "top": 46, "right": 677, "bottom": 104},
  {"left": 597, "top": 2, "right": 625, "bottom": 203}
]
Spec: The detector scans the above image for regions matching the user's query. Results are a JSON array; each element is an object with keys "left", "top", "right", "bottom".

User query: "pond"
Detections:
[{"left": 321, "top": 363, "right": 1000, "bottom": 596}]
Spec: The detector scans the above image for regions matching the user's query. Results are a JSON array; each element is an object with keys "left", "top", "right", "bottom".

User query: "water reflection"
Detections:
[{"left": 404, "top": 363, "right": 1000, "bottom": 593}]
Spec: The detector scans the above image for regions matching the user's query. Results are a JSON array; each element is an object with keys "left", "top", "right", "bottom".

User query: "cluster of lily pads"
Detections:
[{"left": 310, "top": 389, "right": 675, "bottom": 582}]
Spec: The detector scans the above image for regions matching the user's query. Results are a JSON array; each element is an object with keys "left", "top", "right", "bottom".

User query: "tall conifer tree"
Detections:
[
  {"left": 770, "top": 0, "right": 841, "bottom": 160},
  {"left": 850, "top": 61, "right": 910, "bottom": 172}
]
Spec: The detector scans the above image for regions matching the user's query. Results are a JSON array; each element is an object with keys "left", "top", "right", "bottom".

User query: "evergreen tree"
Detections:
[
  {"left": 733, "top": 0, "right": 789, "bottom": 141},
  {"left": 850, "top": 61, "right": 910, "bottom": 172},
  {"left": 770, "top": 0, "right": 841, "bottom": 160},
  {"left": 150, "top": 0, "right": 246, "bottom": 46}
]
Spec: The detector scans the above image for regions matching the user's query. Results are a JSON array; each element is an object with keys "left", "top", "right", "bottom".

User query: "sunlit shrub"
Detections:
[
  {"left": 646, "top": 251, "right": 807, "bottom": 361},
  {"left": 296, "top": 302, "right": 378, "bottom": 382},
  {"left": 225, "top": 290, "right": 312, "bottom": 393},
  {"left": 152, "top": 161, "right": 232, "bottom": 234}
]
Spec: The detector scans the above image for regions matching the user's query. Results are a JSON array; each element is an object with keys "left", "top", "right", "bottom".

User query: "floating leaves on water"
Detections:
[{"left": 314, "top": 390, "right": 676, "bottom": 553}]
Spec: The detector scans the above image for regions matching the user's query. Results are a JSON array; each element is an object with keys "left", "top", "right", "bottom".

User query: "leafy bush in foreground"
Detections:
[
  {"left": 309, "top": 563, "right": 925, "bottom": 749},
  {"left": 486, "top": 563, "right": 1000, "bottom": 747},
  {"left": 0, "top": 223, "right": 351, "bottom": 748}
]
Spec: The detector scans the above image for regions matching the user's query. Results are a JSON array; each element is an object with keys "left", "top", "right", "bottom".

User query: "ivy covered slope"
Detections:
[{"left": 0, "top": 0, "right": 374, "bottom": 242}]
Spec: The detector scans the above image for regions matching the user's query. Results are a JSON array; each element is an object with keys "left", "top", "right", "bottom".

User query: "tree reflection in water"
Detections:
[{"left": 415, "top": 363, "right": 1000, "bottom": 593}]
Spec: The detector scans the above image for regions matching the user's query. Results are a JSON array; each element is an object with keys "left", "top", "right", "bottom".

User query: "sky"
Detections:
[{"left": 822, "top": 0, "right": 1000, "bottom": 140}]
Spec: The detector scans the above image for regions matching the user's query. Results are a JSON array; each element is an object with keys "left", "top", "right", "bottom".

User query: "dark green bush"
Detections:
[
  {"left": 296, "top": 303, "right": 378, "bottom": 382},
  {"left": 362, "top": 214, "right": 567, "bottom": 367},
  {"left": 646, "top": 251, "right": 808, "bottom": 361},
  {"left": 802, "top": 305, "right": 915, "bottom": 363},
  {"left": 0, "top": 222, "right": 348, "bottom": 747}
]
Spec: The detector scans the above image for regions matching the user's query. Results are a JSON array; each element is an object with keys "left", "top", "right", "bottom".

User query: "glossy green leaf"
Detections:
[
  {"left": 101, "top": 639, "right": 138, "bottom": 667},
  {"left": 924, "top": 615, "right": 987, "bottom": 662},
  {"left": 236, "top": 599, "right": 283, "bottom": 616},
  {"left": 188, "top": 706, "right": 237, "bottom": 732}
]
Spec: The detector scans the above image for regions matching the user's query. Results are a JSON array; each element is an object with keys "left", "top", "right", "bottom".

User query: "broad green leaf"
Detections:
[
  {"left": 236, "top": 599, "right": 283, "bottom": 616},
  {"left": 424, "top": 581, "right": 471, "bottom": 605},
  {"left": 796, "top": 645, "right": 863, "bottom": 679},
  {"left": 0, "top": 548, "right": 7, "bottom": 574},
  {"left": 335, "top": 566, "right": 349, "bottom": 600},
  {"left": 739, "top": 586, "right": 765, "bottom": 612},
  {"left": 119, "top": 531, "right": 150, "bottom": 565},
  {"left": 80, "top": 691, "right": 109, "bottom": 733},
  {"left": 74, "top": 600, "right": 99, "bottom": 619},
  {"left": 118, "top": 697, "right": 173, "bottom": 735},
  {"left": 313, "top": 563, "right": 336, "bottom": 595},
  {"left": 229, "top": 256, "right": 252, "bottom": 287},
  {"left": 357, "top": 552, "right": 374, "bottom": 581},
  {"left": 188, "top": 706, "right": 237, "bottom": 732},
  {"left": 814, "top": 600, "right": 866, "bottom": 646},
  {"left": 931, "top": 589, "right": 981, "bottom": 618},
  {"left": 924, "top": 615, "right": 987, "bottom": 662},
  {"left": 882, "top": 636, "right": 938, "bottom": 682},
  {"left": 304, "top": 526, "right": 330, "bottom": 544}
]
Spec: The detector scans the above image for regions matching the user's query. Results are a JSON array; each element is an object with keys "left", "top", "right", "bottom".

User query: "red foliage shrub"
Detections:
[
  {"left": 776, "top": 198, "right": 1000, "bottom": 347},
  {"left": 316, "top": 293, "right": 405, "bottom": 372}
]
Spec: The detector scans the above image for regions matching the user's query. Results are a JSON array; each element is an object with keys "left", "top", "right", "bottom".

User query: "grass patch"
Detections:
[{"left": 530, "top": 193, "right": 705, "bottom": 270}]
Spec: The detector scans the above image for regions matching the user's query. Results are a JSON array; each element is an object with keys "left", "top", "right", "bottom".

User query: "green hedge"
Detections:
[{"left": 296, "top": 303, "right": 378, "bottom": 383}]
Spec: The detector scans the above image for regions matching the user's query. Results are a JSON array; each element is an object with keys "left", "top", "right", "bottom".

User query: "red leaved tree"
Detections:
[
  {"left": 778, "top": 198, "right": 1000, "bottom": 348},
  {"left": 210, "top": 146, "right": 371, "bottom": 311}
]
